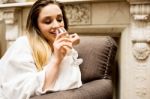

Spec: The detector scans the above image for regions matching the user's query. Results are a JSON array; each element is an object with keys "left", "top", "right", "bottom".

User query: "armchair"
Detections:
[{"left": 31, "top": 36, "right": 117, "bottom": 99}]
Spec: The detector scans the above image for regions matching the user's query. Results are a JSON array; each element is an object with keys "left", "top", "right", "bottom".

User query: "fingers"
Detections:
[
  {"left": 70, "top": 33, "right": 77, "bottom": 38},
  {"left": 56, "top": 37, "right": 71, "bottom": 44},
  {"left": 60, "top": 42, "right": 72, "bottom": 49},
  {"left": 54, "top": 37, "right": 72, "bottom": 49},
  {"left": 54, "top": 41, "right": 72, "bottom": 50}
]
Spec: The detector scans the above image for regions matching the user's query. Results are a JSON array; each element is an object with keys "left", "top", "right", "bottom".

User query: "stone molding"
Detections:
[{"left": 127, "top": 0, "right": 150, "bottom": 4}]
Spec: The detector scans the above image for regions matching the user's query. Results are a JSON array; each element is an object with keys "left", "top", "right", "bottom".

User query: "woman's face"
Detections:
[{"left": 38, "top": 4, "right": 64, "bottom": 42}]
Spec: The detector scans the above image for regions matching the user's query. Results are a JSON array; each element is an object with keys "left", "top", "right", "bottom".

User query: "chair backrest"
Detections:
[{"left": 74, "top": 36, "right": 117, "bottom": 83}]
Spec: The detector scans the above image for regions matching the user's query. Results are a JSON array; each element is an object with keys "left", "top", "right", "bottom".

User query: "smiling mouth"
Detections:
[
  {"left": 50, "top": 32, "right": 56, "bottom": 34},
  {"left": 49, "top": 32, "right": 57, "bottom": 37}
]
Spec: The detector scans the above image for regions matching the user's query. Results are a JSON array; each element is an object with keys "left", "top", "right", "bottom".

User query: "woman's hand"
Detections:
[
  {"left": 53, "top": 32, "right": 72, "bottom": 64},
  {"left": 70, "top": 33, "right": 80, "bottom": 46}
]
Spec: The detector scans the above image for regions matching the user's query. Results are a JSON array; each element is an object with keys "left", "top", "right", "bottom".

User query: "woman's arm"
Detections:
[
  {"left": 43, "top": 59, "right": 60, "bottom": 91},
  {"left": 43, "top": 32, "right": 72, "bottom": 91}
]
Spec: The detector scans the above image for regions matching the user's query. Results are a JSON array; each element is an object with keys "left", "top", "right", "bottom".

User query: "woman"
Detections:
[{"left": 0, "top": 0, "right": 82, "bottom": 99}]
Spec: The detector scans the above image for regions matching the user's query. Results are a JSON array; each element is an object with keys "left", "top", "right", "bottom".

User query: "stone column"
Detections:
[
  {"left": 120, "top": 1, "right": 150, "bottom": 99},
  {"left": 0, "top": 8, "right": 22, "bottom": 48},
  {"left": 131, "top": 4, "right": 150, "bottom": 99}
]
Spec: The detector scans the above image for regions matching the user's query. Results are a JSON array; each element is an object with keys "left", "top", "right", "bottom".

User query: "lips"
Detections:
[{"left": 49, "top": 32, "right": 57, "bottom": 36}]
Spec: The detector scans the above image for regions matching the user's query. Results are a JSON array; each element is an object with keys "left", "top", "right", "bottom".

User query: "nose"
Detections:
[{"left": 51, "top": 20, "right": 59, "bottom": 29}]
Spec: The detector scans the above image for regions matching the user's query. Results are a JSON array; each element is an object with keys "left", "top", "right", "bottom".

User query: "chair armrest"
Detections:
[
  {"left": 31, "top": 79, "right": 112, "bottom": 99},
  {"left": 76, "top": 79, "right": 113, "bottom": 99}
]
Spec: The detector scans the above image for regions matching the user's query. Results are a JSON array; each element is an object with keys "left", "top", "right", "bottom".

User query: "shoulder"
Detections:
[
  {"left": 9, "top": 36, "right": 31, "bottom": 51},
  {"left": 1, "top": 36, "right": 33, "bottom": 63},
  {"left": 1, "top": 36, "right": 31, "bottom": 58},
  {"left": 14, "top": 36, "right": 29, "bottom": 46}
]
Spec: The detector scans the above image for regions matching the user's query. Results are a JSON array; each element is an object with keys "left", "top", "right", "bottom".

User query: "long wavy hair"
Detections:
[{"left": 26, "top": 0, "right": 68, "bottom": 71}]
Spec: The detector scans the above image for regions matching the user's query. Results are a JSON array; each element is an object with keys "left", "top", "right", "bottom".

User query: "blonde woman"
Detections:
[{"left": 0, "top": 0, "right": 82, "bottom": 99}]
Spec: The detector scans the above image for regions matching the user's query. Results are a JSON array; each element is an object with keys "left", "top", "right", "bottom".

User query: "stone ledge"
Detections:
[
  {"left": 0, "top": 2, "right": 33, "bottom": 8},
  {"left": 127, "top": 0, "right": 150, "bottom": 4},
  {"left": 0, "top": 0, "right": 126, "bottom": 8}
]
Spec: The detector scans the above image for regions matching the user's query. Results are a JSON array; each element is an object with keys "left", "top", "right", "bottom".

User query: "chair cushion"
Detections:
[{"left": 74, "top": 36, "right": 117, "bottom": 83}]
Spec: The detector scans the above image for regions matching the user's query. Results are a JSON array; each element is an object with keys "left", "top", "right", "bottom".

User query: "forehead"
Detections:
[{"left": 39, "top": 4, "right": 62, "bottom": 17}]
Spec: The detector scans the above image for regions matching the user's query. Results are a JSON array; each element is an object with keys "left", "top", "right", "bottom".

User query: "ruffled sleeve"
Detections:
[{"left": 36, "top": 49, "right": 83, "bottom": 93}]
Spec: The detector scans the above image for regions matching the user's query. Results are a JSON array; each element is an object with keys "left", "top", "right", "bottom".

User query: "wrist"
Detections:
[{"left": 52, "top": 57, "right": 61, "bottom": 66}]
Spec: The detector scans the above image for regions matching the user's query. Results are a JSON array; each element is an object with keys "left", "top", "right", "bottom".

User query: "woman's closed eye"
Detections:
[
  {"left": 44, "top": 19, "right": 52, "bottom": 24},
  {"left": 44, "top": 18, "right": 62, "bottom": 24},
  {"left": 57, "top": 19, "right": 62, "bottom": 22},
  {"left": 43, "top": 15, "right": 63, "bottom": 24},
  {"left": 57, "top": 17, "right": 63, "bottom": 23},
  {"left": 57, "top": 15, "right": 63, "bottom": 23}
]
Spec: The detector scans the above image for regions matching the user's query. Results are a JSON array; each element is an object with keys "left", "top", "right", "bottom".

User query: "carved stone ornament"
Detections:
[
  {"left": 131, "top": 25, "right": 150, "bottom": 60},
  {"left": 3, "top": 9, "right": 17, "bottom": 24},
  {"left": 132, "top": 43, "right": 150, "bottom": 60},
  {"left": 130, "top": 4, "right": 150, "bottom": 60},
  {"left": 130, "top": 4, "right": 150, "bottom": 21},
  {"left": 133, "top": 15, "right": 149, "bottom": 20},
  {"left": 64, "top": 4, "right": 91, "bottom": 25},
  {"left": 134, "top": 63, "right": 147, "bottom": 98}
]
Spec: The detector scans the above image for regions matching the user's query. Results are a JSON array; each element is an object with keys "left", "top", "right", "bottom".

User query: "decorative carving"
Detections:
[
  {"left": 130, "top": 4, "right": 150, "bottom": 21},
  {"left": 0, "top": 8, "right": 22, "bottom": 48},
  {"left": 132, "top": 43, "right": 150, "bottom": 60},
  {"left": 134, "top": 63, "right": 147, "bottom": 98},
  {"left": 130, "top": 3, "right": 150, "bottom": 98},
  {"left": 131, "top": 21, "right": 150, "bottom": 60},
  {"left": 133, "top": 15, "right": 149, "bottom": 20},
  {"left": 64, "top": 4, "right": 91, "bottom": 25},
  {"left": 130, "top": 4, "right": 150, "bottom": 60},
  {"left": 3, "top": 9, "right": 17, "bottom": 24},
  {"left": 135, "top": 87, "right": 147, "bottom": 98}
]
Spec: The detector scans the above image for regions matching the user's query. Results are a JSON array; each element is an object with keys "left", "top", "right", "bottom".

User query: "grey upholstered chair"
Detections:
[{"left": 31, "top": 36, "right": 117, "bottom": 99}]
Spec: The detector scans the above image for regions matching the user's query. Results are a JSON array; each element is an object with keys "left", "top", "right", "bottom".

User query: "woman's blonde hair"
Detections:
[{"left": 26, "top": 0, "right": 68, "bottom": 71}]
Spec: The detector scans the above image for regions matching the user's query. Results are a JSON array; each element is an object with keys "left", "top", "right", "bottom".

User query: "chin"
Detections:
[{"left": 47, "top": 37, "right": 55, "bottom": 43}]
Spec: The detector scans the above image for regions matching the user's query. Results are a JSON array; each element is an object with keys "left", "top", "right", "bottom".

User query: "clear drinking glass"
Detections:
[{"left": 56, "top": 27, "right": 71, "bottom": 55}]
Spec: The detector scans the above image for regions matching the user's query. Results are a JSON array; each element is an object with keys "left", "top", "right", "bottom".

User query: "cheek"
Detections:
[
  {"left": 60, "top": 21, "right": 65, "bottom": 27},
  {"left": 38, "top": 23, "right": 43, "bottom": 32},
  {"left": 38, "top": 23, "right": 50, "bottom": 32}
]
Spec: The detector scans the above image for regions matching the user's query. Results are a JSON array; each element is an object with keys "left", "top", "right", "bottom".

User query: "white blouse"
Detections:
[{"left": 0, "top": 36, "right": 83, "bottom": 99}]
